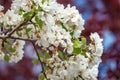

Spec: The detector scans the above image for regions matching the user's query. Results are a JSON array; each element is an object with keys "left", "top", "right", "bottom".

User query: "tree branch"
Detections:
[
  {"left": 6, "top": 20, "right": 28, "bottom": 37},
  {"left": 31, "top": 41, "right": 48, "bottom": 79}
]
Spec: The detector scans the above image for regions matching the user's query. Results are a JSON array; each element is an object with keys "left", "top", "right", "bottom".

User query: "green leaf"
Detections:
[
  {"left": 4, "top": 54, "right": 10, "bottom": 62},
  {"left": 70, "top": 31, "right": 74, "bottom": 36},
  {"left": 73, "top": 48, "right": 81, "bottom": 55},
  {"left": 38, "top": 52, "right": 43, "bottom": 58},
  {"left": 32, "top": 59, "right": 39, "bottom": 64},
  {"left": 73, "top": 38, "right": 82, "bottom": 48},
  {"left": 61, "top": 22, "right": 68, "bottom": 31},
  {"left": 26, "top": 28, "right": 32, "bottom": 33},
  {"left": 44, "top": 66, "right": 49, "bottom": 71},
  {"left": 23, "top": 10, "right": 34, "bottom": 20},
  {"left": 35, "top": 16, "right": 43, "bottom": 29},
  {"left": 6, "top": 39, "right": 12, "bottom": 45},
  {"left": 45, "top": 52, "right": 51, "bottom": 59},
  {"left": 25, "top": 27, "right": 32, "bottom": 37},
  {"left": 58, "top": 51, "right": 63, "bottom": 57},
  {"left": 8, "top": 48, "right": 16, "bottom": 53},
  {"left": 39, "top": 73, "right": 44, "bottom": 80},
  {"left": 16, "top": 31, "right": 20, "bottom": 36},
  {"left": 18, "top": 8, "right": 24, "bottom": 15},
  {"left": 42, "top": 0, "right": 49, "bottom": 4},
  {"left": 81, "top": 37, "right": 86, "bottom": 45}
]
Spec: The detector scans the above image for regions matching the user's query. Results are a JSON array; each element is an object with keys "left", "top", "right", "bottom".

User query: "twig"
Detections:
[
  {"left": 6, "top": 20, "right": 28, "bottom": 37},
  {"left": 0, "top": 34, "right": 37, "bottom": 42},
  {"left": 31, "top": 41, "right": 48, "bottom": 79},
  {"left": 10, "top": 36, "right": 36, "bottom": 42},
  {"left": 7, "top": 13, "right": 35, "bottom": 37}
]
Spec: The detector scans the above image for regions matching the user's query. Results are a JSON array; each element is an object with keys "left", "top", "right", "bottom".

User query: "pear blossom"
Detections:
[
  {"left": 46, "top": 54, "right": 89, "bottom": 80},
  {"left": 4, "top": 10, "right": 22, "bottom": 26},
  {"left": 0, "top": 0, "right": 103, "bottom": 80},
  {"left": 11, "top": 0, "right": 32, "bottom": 12},
  {"left": 0, "top": 5, "right": 4, "bottom": 11},
  {"left": 8, "top": 40, "right": 25, "bottom": 63},
  {"left": 0, "top": 5, "right": 4, "bottom": 23},
  {"left": 90, "top": 32, "right": 103, "bottom": 57}
]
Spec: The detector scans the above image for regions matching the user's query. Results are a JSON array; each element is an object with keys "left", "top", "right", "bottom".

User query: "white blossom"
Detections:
[
  {"left": 4, "top": 10, "right": 22, "bottom": 26},
  {"left": 0, "top": 0, "right": 104, "bottom": 80},
  {"left": 82, "top": 65, "right": 99, "bottom": 80},
  {"left": 0, "top": 5, "right": 4, "bottom": 11},
  {"left": 8, "top": 40, "right": 25, "bottom": 63},
  {"left": 46, "top": 54, "right": 89, "bottom": 80},
  {"left": 88, "top": 32, "right": 103, "bottom": 67},
  {"left": 90, "top": 32, "right": 103, "bottom": 56},
  {"left": 11, "top": 0, "right": 32, "bottom": 12}
]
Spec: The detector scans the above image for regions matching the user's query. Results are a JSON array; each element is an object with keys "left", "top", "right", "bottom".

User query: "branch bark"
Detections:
[{"left": 31, "top": 41, "right": 48, "bottom": 79}]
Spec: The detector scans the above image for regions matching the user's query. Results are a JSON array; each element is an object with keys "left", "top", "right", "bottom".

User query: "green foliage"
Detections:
[
  {"left": 73, "top": 38, "right": 87, "bottom": 56},
  {"left": 38, "top": 52, "right": 44, "bottom": 58},
  {"left": 23, "top": 10, "right": 34, "bottom": 20},
  {"left": 73, "top": 48, "right": 81, "bottom": 54},
  {"left": 45, "top": 52, "right": 51, "bottom": 59},
  {"left": 18, "top": 8, "right": 25, "bottom": 15},
  {"left": 4, "top": 54, "right": 10, "bottom": 62},
  {"left": 73, "top": 38, "right": 82, "bottom": 48},
  {"left": 42, "top": 0, "right": 45, "bottom": 4},
  {"left": 39, "top": 73, "right": 44, "bottom": 80},
  {"left": 81, "top": 37, "right": 86, "bottom": 45},
  {"left": 44, "top": 66, "right": 49, "bottom": 71},
  {"left": 42, "top": 0, "right": 49, "bottom": 4},
  {"left": 58, "top": 51, "right": 63, "bottom": 58},
  {"left": 70, "top": 31, "right": 74, "bottom": 36},
  {"left": 32, "top": 59, "right": 39, "bottom": 64},
  {"left": 35, "top": 15, "right": 43, "bottom": 29},
  {"left": 5, "top": 39, "right": 12, "bottom": 45},
  {"left": 26, "top": 27, "right": 32, "bottom": 37},
  {"left": 61, "top": 22, "right": 68, "bottom": 31},
  {"left": 8, "top": 48, "right": 16, "bottom": 53}
]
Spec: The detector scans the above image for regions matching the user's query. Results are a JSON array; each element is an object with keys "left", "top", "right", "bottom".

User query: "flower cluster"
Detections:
[
  {"left": 0, "top": 0, "right": 103, "bottom": 80},
  {"left": 45, "top": 32, "right": 103, "bottom": 80}
]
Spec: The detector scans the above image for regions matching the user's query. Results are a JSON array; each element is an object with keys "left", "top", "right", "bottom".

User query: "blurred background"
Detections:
[{"left": 0, "top": 0, "right": 120, "bottom": 80}]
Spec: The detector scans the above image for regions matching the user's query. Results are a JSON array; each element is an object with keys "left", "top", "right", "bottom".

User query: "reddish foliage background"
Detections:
[{"left": 0, "top": 0, "right": 120, "bottom": 80}]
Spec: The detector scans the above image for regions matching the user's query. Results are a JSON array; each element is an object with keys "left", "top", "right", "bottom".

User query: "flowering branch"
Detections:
[{"left": 0, "top": 0, "right": 103, "bottom": 80}]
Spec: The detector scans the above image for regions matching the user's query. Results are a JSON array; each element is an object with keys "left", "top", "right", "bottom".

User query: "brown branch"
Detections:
[
  {"left": 6, "top": 20, "right": 28, "bottom": 37},
  {"left": 6, "top": 13, "right": 35, "bottom": 37},
  {"left": 10, "top": 36, "right": 36, "bottom": 42},
  {"left": 31, "top": 41, "right": 48, "bottom": 79}
]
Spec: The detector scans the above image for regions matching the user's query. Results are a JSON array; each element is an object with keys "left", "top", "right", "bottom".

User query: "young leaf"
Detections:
[
  {"left": 18, "top": 8, "right": 24, "bottom": 15},
  {"left": 8, "top": 48, "right": 16, "bottom": 53},
  {"left": 32, "top": 59, "right": 39, "bottom": 64},
  {"left": 26, "top": 28, "right": 32, "bottom": 33},
  {"left": 73, "top": 38, "right": 82, "bottom": 48},
  {"left": 38, "top": 52, "right": 43, "bottom": 58},
  {"left": 42, "top": 0, "right": 45, "bottom": 4},
  {"left": 44, "top": 66, "right": 49, "bottom": 71},
  {"left": 25, "top": 28, "right": 32, "bottom": 37},
  {"left": 60, "top": 22, "right": 68, "bottom": 31},
  {"left": 58, "top": 51, "right": 63, "bottom": 57},
  {"left": 73, "top": 48, "right": 81, "bottom": 55},
  {"left": 45, "top": 52, "right": 51, "bottom": 59},
  {"left": 35, "top": 16, "right": 43, "bottom": 29},
  {"left": 81, "top": 37, "right": 86, "bottom": 45},
  {"left": 4, "top": 54, "right": 10, "bottom": 62},
  {"left": 6, "top": 39, "right": 12, "bottom": 45},
  {"left": 23, "top": 10, "right": 34, "bottom": 20},
  {"left": 39, "top": 73, "right": 44, "bottom": 80}
]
